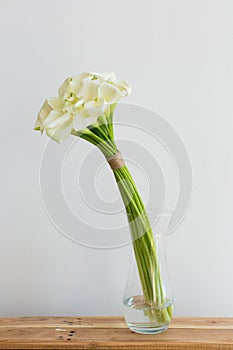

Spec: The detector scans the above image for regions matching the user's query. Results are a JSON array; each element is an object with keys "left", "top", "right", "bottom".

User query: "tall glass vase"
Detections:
[{"left": 123, "top": 210, "right": 173, "bottom": 334}]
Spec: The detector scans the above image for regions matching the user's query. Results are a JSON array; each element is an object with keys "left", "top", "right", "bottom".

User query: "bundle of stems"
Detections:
[{"left": 72, "top": 105, "right": 172, "bottom": 323}]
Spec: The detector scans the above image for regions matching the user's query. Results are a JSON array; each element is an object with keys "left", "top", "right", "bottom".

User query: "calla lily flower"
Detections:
[{"left": 34, "top": 72, "right": 131, "bottom": 143}]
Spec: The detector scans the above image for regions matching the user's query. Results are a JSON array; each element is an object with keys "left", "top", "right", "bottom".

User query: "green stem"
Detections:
[
  {"left": 72, "top": 116, "right": 172, "bottom": 325},
  {"left": 114, "top": 165, "right": 172, "bottom": 323},
  {"left": 71, "top": 129, "right": 117, "bottom": 156}
]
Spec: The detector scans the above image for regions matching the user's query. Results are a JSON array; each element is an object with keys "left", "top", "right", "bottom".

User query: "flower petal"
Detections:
[
  {"left": 99, "top": 82, "right": 121, "bottom": 103},
  {"left": 73, "top": 114, "right": 98, "bottom": 131},
  {"left": 78, "top": 78, "right": 99, "bottom": 102},
  {"left": 72, "top": 99, "right": 107, "bottom": 131},
  {"left": 70, "top": 72, "right": 91, "bottom": 94},
  {"left": 117, "top": 80, "right": 132, "bottom": 96},
  {"left": 60, "top": 99, "right": 83, "bottom": 114},
  {"left": 34, "top": 100, "right": 53, "bottom": 130},
  {"left": 70, "top": 78, "right": 81, "bottom": 94},
  {"left": 46, "top": 113, "right": 73, "bottom": 143},
  {"left": 41, "top": 110, "right": 63, "bottom": 131},
  {"left": 44, "top": 112, "right": 71, "bottom": 129},
  {"left": 48, "top": 97, "right": 65, "bottom": 110},
  {"left": 58, "top": 78, "right": 71, "bottom": 98},
  {"left": 91, "top": 72, "right": 116, "bottom": 82}
]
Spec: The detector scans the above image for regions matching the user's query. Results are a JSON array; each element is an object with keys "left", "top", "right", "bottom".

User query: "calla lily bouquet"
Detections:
[{"left": 35, "top": 72, "right": 172, "bottom": 325}]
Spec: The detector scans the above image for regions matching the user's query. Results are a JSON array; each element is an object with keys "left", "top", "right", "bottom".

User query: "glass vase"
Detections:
[{"left": 123, "top": 210, "right": 173, "bottom": 334}]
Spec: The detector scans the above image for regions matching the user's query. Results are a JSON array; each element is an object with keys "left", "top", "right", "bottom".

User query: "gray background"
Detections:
[{"left": 0, "top": 0, "right": 233, "bottom": 316}]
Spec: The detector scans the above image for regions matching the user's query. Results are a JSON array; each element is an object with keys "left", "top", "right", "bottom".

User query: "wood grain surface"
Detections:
[{"left": 0, "top": 316, "right": 233, "bottom": 349}]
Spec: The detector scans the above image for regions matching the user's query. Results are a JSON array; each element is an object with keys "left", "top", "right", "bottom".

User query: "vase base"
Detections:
[{"left": 127, "top": 323, "right": 169, "bottom": 334}]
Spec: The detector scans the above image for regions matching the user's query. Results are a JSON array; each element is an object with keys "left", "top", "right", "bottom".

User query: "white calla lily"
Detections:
[
  {"left": 49, "top": 97, "right": 65, "bottom": 110},
  {"left": 99, "top": 82, "right": 121, "bottom": 103},
  {"left": 117, "top": 80, "right": 132, "bottom": 96},
  {"left": 34, "top": 71, "right": 131, "bottom": 142},
  {"left": 93, "top": 72, "right": 117, "bottom": 81},
  {"left": 58, "top": 78, "right": 71, "bottom": 99},
  {"left": 45, "top": 113, "right": 73, "bottom": 143},
  {"left": 78, "top": 78, "right": 99, "bottom": 102},
  {"left": 34, "top": 100, "right": 53, "bottom": 130},
  {"left": 74, "top": 99, "right": 107, "bottom": 124}
]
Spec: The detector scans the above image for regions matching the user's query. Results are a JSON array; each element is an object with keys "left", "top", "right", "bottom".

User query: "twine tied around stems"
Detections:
[{"left": 106, "top": 151, "right": 125, "bottom": 170}]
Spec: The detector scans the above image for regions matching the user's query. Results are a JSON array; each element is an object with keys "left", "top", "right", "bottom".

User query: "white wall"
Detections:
[{"left": 0, "top": 0, "right": 233, "bottom": 316}]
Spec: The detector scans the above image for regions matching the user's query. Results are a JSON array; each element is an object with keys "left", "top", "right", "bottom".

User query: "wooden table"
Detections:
[{"left": 0, "top": 316, "right": 233, "bottom": 349}]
